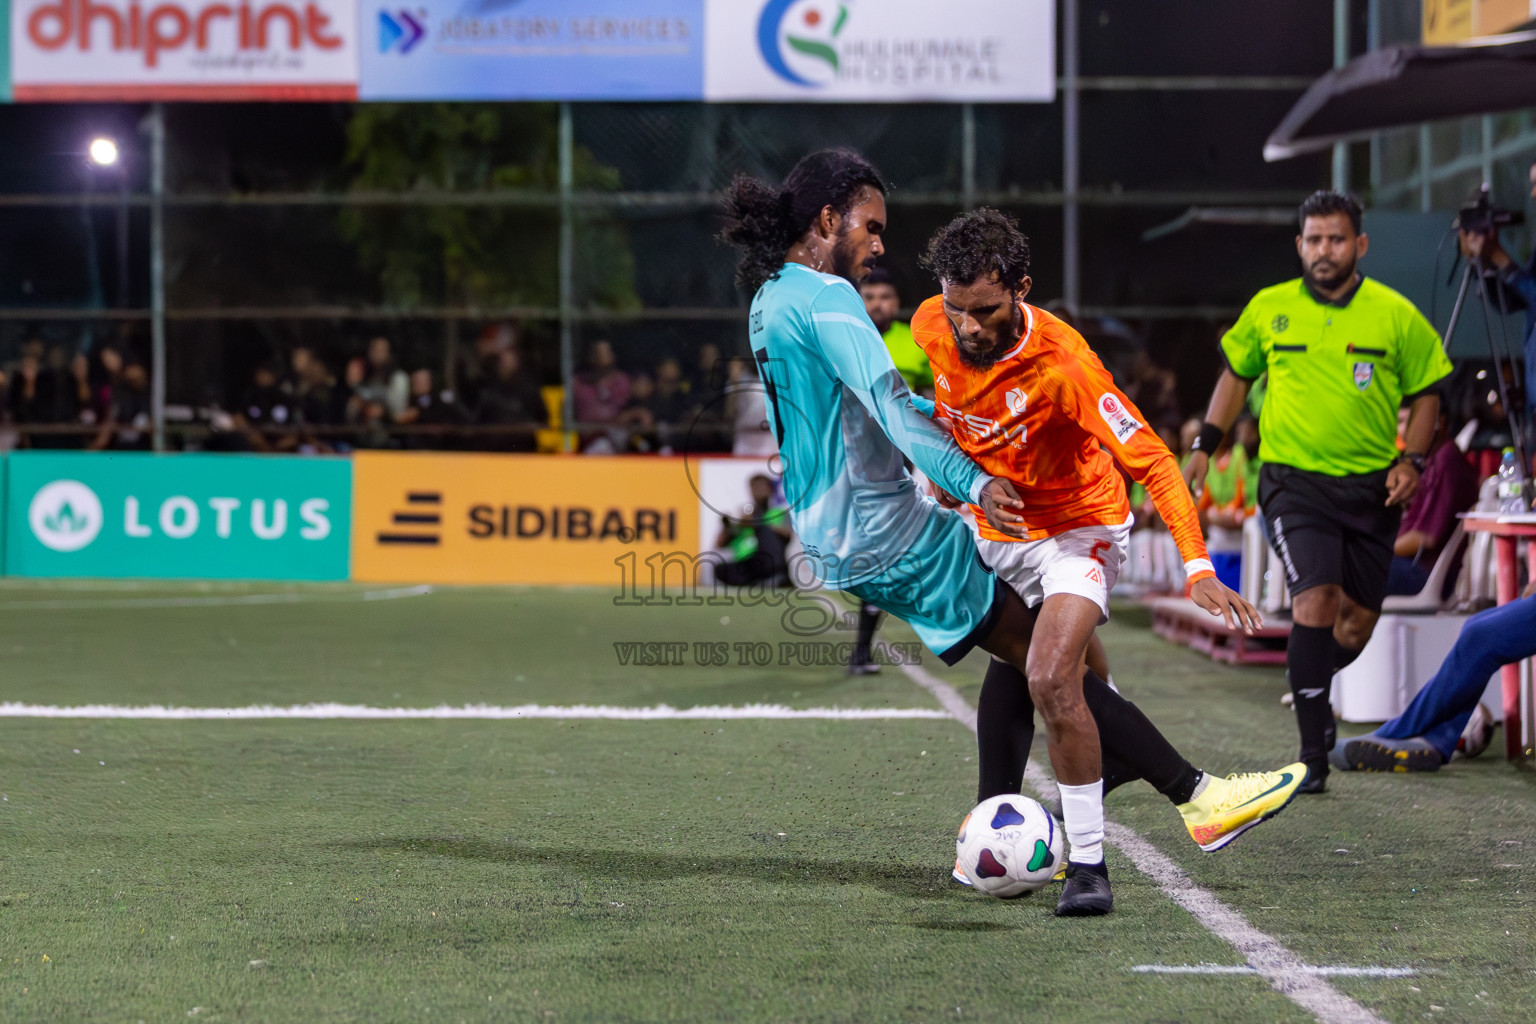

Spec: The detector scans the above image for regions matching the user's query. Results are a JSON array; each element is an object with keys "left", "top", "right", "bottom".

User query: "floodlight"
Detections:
[{"left": 88, "top": 137, "right": 119, "bottom": 167}]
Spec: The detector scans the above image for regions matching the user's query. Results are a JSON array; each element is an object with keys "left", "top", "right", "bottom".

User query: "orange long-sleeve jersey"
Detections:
[{"left": 912, "top": 297, "right": 1215, "bottom": 582}]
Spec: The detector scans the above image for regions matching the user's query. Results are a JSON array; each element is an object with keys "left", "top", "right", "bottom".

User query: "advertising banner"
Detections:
[
  {"left": 1, "top": 0, "right": 11, "bottom": 101},
  {"left": 351, "top": 452, "right": 700, "bottom": 585},
  {"left": 4, "top": 452, "right": 352, "bottom": 579},
  {"left": 9, "top": 0, "right": 359, "bottom": 100},
  {"left": 358, "top": 0, "right": 703, "bottom": 101},
  {"left": 703, "top": 0, "right": 1054, "bottom": 103},
  {"left": 1423, "top": 0, "right": 1535, "bottom": 43}
]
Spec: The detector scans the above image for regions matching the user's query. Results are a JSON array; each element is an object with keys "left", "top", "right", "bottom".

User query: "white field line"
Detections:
[
  {"left": 1133, "top": 966, "right": 1415, "bottom": 978},
  {"left": 0, "top": 585, "right": 433, "bottom": 611},
  {"left": 0, "top": 702, "right": 953, "bottom": 722},
  {"left": 900, "top": 662, "right": 1394, "bottom": 1024}
]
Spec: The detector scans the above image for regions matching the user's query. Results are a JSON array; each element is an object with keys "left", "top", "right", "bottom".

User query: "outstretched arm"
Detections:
[{"left": 1050, "top": 357, "right": 1262, "bottom": 632}]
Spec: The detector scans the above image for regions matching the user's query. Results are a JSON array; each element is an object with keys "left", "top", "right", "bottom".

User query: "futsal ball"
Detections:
[{"left": 955, "top": 794, "right": 1063, "bottom": 898}]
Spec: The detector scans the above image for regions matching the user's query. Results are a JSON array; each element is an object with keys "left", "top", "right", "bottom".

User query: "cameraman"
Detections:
[{"left": 1458, "top": 158, "right": 1536, "bottom": 429}]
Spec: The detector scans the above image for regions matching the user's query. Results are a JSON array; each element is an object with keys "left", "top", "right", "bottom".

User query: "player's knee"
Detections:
[{"left": 1026, "top": 664, "right": 1081, "bottom": 717}]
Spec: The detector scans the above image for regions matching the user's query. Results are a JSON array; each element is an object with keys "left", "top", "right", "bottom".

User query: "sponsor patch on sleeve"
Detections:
[{"left": 1097, "top": 393, "right": 1143, "bottom": 444}]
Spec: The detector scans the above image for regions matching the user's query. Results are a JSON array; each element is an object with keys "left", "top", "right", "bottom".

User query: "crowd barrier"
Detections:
[{"left": 0, "top": 451, "right": 769, "bottom": 585}]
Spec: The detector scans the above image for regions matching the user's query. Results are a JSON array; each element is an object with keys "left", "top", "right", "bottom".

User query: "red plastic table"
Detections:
[{"left": 1461, "top": 513, "right": 1536, "bottom": 760}]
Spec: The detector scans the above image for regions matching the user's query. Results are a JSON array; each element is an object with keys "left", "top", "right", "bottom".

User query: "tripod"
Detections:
[{"left": 1443, "top": 254, "right": 1530, "bottom": 495}]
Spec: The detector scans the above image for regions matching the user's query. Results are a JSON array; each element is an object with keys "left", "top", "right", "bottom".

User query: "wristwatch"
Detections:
[{"left": 1397, "top": 452, "right": 1427, "bottom": 473}]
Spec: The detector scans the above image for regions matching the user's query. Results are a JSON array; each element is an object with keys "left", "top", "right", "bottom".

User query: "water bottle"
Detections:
[{"left": 1497, "top": 448, "right": 1527, "bottom": 513}]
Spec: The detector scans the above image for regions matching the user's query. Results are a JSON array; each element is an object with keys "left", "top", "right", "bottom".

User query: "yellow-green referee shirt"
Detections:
[
  {"left": 882, "top": 320, "right": 933, "bottom": 393},
  {"left": 1220, "top": 276, "right": 1452, "bottom": 477}
]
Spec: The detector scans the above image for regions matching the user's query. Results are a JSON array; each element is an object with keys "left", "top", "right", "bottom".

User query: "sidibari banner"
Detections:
[
  {"left": 8, "top": 0, "right": 360, "bottom": 100},
  {"left": 703, "top": 0, "right": 1054, "bottom": 103},
  {"left": 350, "top": 451, "right": 699, "bottom": 585},
  {"left": 358, "top": 0, "right": 703, "bottom": 101},
  {"left": 4, "top": 452, "right": 352, "bottom": 579}
]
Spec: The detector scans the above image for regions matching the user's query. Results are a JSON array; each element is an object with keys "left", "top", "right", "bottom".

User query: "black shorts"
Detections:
[{"left": 1259, "top": 462, "right": 1402, "bottom": 613}]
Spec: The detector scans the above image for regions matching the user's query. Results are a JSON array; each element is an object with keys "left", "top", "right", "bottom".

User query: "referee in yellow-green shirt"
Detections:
[{"left": 1184, "top": 191, "right": 1453, "bottom": 794}]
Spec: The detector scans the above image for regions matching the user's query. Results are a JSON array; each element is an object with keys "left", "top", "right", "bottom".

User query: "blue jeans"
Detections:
[{"left": 1376, "top": 596, "right": 1536, "bottom": 760}]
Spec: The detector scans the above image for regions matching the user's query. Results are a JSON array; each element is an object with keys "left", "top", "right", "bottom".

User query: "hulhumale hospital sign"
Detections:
[{"left": 1, "top": 0, "right": 1055, "bottom": 101}]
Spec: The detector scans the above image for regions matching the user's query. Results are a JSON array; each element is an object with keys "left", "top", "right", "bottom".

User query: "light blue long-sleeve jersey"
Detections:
[{"left": 748, "top": 263, "right": 988, "bottom": 587}]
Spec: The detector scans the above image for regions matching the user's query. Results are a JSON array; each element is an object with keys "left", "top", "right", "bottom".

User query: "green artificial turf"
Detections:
[{"left": 0, "top": 582, "right": 1531, "bottom": 1023}]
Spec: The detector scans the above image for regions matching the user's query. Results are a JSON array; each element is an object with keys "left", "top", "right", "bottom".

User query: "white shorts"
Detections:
[{"left": 974, "top": 515, "right": 1134, "bottom": 624}]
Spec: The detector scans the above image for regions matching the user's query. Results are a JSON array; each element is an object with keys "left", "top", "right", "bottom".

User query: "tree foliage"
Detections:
[{"left": 340, "top": 104, "right": 637, "bottom": 312}]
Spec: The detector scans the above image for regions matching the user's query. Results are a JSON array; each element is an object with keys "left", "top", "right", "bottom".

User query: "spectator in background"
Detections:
[
  {"left": 651, "top": 357, "right": 697, "bottom": 453},
  {"left": 690, "top": 342, "right": 722, "bottom": 400},
  {"left": 614, "top": 373, "right": 658, "bottom": 452},
  {"left": 242, "top": 365, "right": 290, "bottom": 428},
  {"left": 1458, "top": 157, "right": 1536, "bottom": 435},
  {"left": 356, "top": 336, "right": 410, "bottom": 422},
  {"left": 573, "top": 340, "right": 631, "bottom": 453},
  {"left": 474, "top": 348, "right": 544, "bottom": 453},
  {"left": 286, "top": 346, "right": 340, "bottom": 428},
  {"left": 860, "top": 268, "right": 931, "bottom": 395},
  {"left": 8, "top": 346, "right": 47, "bottom": 430},
  {"left": 1333, "top": 580, "right": 1536, "bottom": 773},
  {"left": 399, "top": 367, "right": 468, "bottom": 449},
  {"left": 92, "top": 345, "right": 124, "bottom": 422},
  {"left": 714, "top": 473, "right": 793, "bottom": 587},
  {"left": 726, "top": 357, "right": 776, "bottom": 459},
  {"left": 89, "top": 361, "right": 152, "bottom": 450},
  {"left": 1125, "top": 351, "right": 1182, "bottom": 437},
  {"left": 461, "top": 322, "right": 518, "bottom": 411},
  {"left": 1386, "top": 405, "right": 1479, "bottom": 597}
]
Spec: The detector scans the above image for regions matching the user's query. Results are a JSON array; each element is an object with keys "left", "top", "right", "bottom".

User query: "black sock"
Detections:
[
  {"left": 1288, "top": 624, "right": 1338, "bottom": 773},
  {"left": 1082, "top": 670, "right": 1202, "bottom": 804},
  {"left": 1333, "top": 638, "right": 1364, "bottom": 671},
  {"left": 976, "top": 658, "right": 1035, "bottom": 801},
  {"left": 851, "top": 603, "right": 882, "bottom": 665}
]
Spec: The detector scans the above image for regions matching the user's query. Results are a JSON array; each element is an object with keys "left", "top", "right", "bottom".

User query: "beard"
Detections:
[
  {"left": 951, "top": 303, "right": 1025, "bottom": 370},
  {"left": 1305, "top": 254, "right": 1357, "bottom": 292},
  {"left": 831, "top": 232, "right": 877, "bottom": 286}
]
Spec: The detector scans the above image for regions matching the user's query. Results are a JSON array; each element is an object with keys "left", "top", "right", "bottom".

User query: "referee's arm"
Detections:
[
  {"left": 1183, "top": 368, "right": 1254, "bottom": 498},
  {"left": 1184, "top": 309, "right": 1263, "bottom": 497}
]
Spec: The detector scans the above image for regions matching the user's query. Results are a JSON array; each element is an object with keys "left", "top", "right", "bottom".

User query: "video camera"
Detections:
[{"left": 1454, "top": 183, "right": 1524, "bottom": 235}]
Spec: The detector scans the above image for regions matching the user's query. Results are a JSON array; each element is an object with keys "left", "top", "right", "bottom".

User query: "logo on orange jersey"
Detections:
[
  {"left": 1097, "top": 393, "right": 1142, "bottom": 444},
  {"left": 936, "top": 373, "right": 950, "bottom": 392},
  {"left": 939, "top": 401, "right": 1026, "bottom": 450},
  {"left": 1004, "top": 388, "right": 1027, "bottom": 417}
]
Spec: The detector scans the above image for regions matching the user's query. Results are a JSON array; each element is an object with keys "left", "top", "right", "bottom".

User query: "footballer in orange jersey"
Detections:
[
  {"left": 915, "top": 211, "right": 1299, "bottom": 904},
  {"left": 913, "top": 218, "right": 1258, "bottom": 634}
]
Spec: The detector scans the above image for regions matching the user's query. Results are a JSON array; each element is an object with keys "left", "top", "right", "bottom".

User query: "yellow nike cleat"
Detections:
[{"left": 1178, "top": 762, "right": 1307, "bottom": 852}]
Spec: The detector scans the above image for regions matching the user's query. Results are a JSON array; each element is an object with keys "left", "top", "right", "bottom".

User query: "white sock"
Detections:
[
  {"left": 1058, "top": 779, "right": 1105, "bottom": 865},
  {"left": 1188, "top": 771, "right": 1210, "bottom": 801}
]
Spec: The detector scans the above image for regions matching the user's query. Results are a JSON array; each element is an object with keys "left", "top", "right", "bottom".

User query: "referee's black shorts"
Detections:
[{"left": 1258, "top": 462, "right": 1402, "bottom": 613}]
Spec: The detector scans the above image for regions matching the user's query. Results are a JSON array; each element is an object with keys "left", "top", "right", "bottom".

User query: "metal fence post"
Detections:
[
  {"left": 559, "top": 102, "right": 575, "bottom": 454},
  {"left": 1062, "top": 0, "right": 1080, "bottom": 315},
  {"left": 150, "top": 102, "right": 167, "bottom": 453},
  {"left": 961, "top": 103, "right": 977, "bottom": 211},
  {"left": 1331, "top": 0, "right": 1350, "bottom": 192}
]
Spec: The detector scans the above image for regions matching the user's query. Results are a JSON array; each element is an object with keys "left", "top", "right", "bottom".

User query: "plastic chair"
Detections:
[{"left": 1380, "top": 521, "right": 1466, "bottom": 613}]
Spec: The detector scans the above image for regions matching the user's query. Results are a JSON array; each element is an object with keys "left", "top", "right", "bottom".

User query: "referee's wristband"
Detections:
[{"left": 1189, "top": 421, "right": 1225, "bottom": 456}]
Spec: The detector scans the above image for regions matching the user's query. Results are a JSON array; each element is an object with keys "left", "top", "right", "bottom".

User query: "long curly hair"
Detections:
[
  {"left": 920, "top": 208, "right": 1032, "bottom": 289},
  {"left": 719, "top": 148, "right": 886, "bottom": 296}
]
